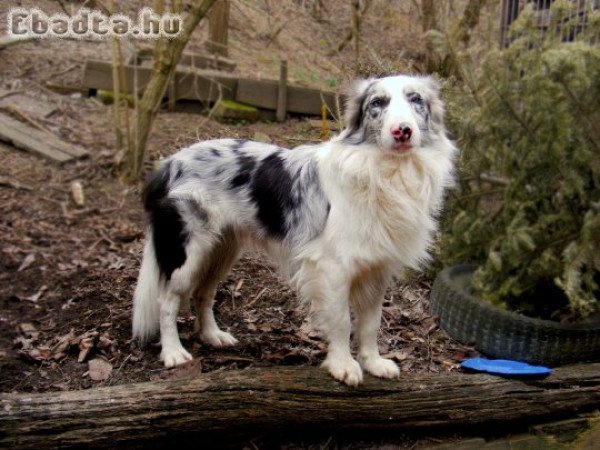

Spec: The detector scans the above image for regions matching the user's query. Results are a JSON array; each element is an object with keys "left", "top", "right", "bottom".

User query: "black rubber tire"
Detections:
[{"left": 430, "top": 264, "right": 600, "bottom": 366}]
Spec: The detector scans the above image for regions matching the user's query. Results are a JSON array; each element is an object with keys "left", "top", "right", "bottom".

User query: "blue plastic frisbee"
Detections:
[{"left": 461, "top": 358, "right": 552, "bottom": 376}]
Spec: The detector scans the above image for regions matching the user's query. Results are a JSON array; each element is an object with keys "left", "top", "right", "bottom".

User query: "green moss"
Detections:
[
  {"left": 213, "top": 100, "right": 259, "bottom": 123},
  {"left": 97, "top": 90, "right": 134, "bottom": 106},
  {"left": 218, "top": 100, "right": 257, "bottom": 112}
]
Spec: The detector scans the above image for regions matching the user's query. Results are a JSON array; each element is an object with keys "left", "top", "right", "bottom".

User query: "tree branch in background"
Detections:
[
  {"left": 328, "top": 0, "right": 372, "bottom": 57},
  {"left": 452, "top": 0, "right": 488, "bottom": 46},
  {"left": 121, "top": 0, "right": 218, "bottom": 182},
  {"left": 422, "top": 0, "right": 488, "bottom": 78}
]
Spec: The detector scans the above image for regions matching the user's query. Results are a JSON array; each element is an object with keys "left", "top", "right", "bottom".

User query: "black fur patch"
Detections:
[
  {"left": 210, "top": 148, "right": 221, "bottom": 157},
  {"left": 143, "top": 161, "right": 189, "bottom": 281},
  {"left": 172, "top": 161, "right": 184, "bottom": 182},
  {"left": 344, "top": 82, "right": 374, "bottom": 144},
  {"left": 230, "top": 154, "right": 256, "bottom": 188},
  {"left": 250, "top": 152, "right": 294, "bottom": 238}
]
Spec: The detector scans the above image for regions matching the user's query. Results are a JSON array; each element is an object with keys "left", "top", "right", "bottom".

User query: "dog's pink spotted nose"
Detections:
[{"left": 391, "top": 124, "right": 413, "bottom": 142}]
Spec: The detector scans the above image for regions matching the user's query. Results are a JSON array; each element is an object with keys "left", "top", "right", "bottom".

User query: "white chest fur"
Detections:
[{"left": 315, "top": 141, "right": 454, "bottom": 271}]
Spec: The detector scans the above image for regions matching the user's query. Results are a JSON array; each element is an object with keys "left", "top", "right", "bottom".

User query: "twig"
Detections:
[
  {"left": 108, "top": 354, "right": 132, "bottom": 386},
  {"left": 328, "top": 0, "right": 373, "bottom": 56},
  {"left": 0, "top": 90, "right": 23, "bottom": 100},
  {"left": 479, "top": 173, "right": 509, "bottom": 186},
  {"left": 49, "top": 64, "right": 78, "bottom": 80},
  {"left": 246, "top": 287, "right": 267, "bottom": 308},
  {"left": 0, "top": 177, "right": 33, "bottom": 191}
]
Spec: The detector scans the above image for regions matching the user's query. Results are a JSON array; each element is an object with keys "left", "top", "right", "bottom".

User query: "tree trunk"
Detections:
[
  {"left": 351, "top": 0, "right": 361, "bottom": 73},
  {"left": 122, "top": 0, "right": 218, "bottom": 183},
  {"left": 421, "top": 0, "right": 440, "bottom": 73},
  {"left": 421, "top": 0, "right": 439, "bottom": 34},
  {"left": 453, "top": 0, "right": 488, "bottom": 46},
  {"left": 1, "top": 364, "right": 599, "bottom": 448},
  {"left": 206, "top": 0, "right": 230, "bottom": 57}
]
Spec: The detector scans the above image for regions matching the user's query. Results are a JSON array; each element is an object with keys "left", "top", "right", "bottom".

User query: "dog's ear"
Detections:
[
  {"left": 422, "top": 76, "right": 445, "bottom": 133},
  {"left": 340, "top": 78, "right": 373, "bottom": 143}
]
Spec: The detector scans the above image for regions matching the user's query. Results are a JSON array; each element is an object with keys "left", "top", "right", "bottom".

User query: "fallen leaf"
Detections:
[
  {"left": 383, "top": 347, "right": 414, "bottom": 362},
  {"left": 17, "top": 253, "right": 36, "bottom": 271},
  {"left": 420, "top": 316, "right": 438, "bottom": 336},
  {"left": 18, "top": 322, "right": 39, "bottom": 340},
  {"left": 78, "top": 337, "right": 95, "bottom": 362},
  {"left": 50, "top": 329, "right": 76, "bottom": 356},
  {"left": 28, "top": 346, "right": 52, "bottom": 361},
  {"left": 88, "top": 357, "right": 112, "bottom": 381},
  {"left": 24, "top": 285, "right": 47, "bottom": 303},
  {"left": 13, "top": 335, "right": 34, "bottom": 351},
  {"left": 97, "top": 333, "right": 113, "bottom": 350}
]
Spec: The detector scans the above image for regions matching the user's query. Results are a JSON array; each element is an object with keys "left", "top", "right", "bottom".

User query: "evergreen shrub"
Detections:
[{"left": 439, "top": 1, "right": 600, "bottom": 320}]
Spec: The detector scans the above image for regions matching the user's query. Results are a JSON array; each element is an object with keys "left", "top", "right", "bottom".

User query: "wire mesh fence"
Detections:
[{"left": 500, "top": 0, "right": 599, "bottom": 47}]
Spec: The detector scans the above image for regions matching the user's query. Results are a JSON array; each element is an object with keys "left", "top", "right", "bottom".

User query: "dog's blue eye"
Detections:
[
  {"left": 370, "top": 98, "right": 383, "bottom": 108},
  {"left": 409, "top": 93, "right": 424, "bottom": 105}
]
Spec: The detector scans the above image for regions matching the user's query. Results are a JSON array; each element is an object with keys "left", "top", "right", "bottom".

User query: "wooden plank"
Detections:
[
  {"left": 136, "top": 47, "right": 236, "bottom": 72},
  {"left": 82, "top": 59, "right": 152, "bottom": 94},
  {"left": 45, "top": 134, "right": 88, "bottom": 159},
  {"left": 180, "top": 52, "right": 236, "bottom": 72},
  {"left": 1, "top": 364, "right": 599, "bottom": 449},
  {"left": 288, "top": 85, "right": 339, "bottom": 116},
  {"left": 236, "top": 78, "right": 339, "bottom": 115},
  {"left": 82, "top": 60, "right": 238, "bottom": 102},
  {"left": 173, "top": 67, "right": 237, "bottom": 102},
  {"left": 0, "top": 113, "right": 73, "bottom": 162},
  {"left": 0, "top": 94, "right": 57, "bottom": 119},
  {"left": 235, "top": 78, "right": 278, "bottom": 109},
  {"left": 83, "top": 60, "right": 340, "bottom": 116}
]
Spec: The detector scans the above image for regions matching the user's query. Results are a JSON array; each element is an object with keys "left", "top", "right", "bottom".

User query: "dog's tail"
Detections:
[{"left": 132, "top": 228, "right": 162, "bottom": 343}]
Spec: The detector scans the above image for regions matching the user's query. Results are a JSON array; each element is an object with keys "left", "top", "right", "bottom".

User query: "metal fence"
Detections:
[{"left": 500, "top": 0, "right": 599, "bottom": 47}]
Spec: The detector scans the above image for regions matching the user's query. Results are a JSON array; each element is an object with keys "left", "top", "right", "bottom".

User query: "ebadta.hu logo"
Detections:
[{"left": 7, "top": 7, "right": 182, "bottom": 39}]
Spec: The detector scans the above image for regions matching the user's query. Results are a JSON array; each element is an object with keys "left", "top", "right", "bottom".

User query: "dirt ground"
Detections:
[{"left": 0, "top": 0, "right": 478, "bottom": 399}]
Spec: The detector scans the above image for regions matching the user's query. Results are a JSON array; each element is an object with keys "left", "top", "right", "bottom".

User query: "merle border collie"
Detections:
[{"left": 133, "top": 75, "right": 457, "bottom": 386}]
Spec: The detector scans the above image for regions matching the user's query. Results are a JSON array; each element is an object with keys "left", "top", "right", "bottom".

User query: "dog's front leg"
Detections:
[
  {"left": 355, "top": 298, "right": 400, "bottom": 379},
  {"left": 314, "top": 273, "right": 363, "bottom": 386}
]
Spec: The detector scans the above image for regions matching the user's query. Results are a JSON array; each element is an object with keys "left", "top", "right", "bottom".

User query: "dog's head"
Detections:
[{"left": 340, "top": 75, "right": 446, "bottom": 153}]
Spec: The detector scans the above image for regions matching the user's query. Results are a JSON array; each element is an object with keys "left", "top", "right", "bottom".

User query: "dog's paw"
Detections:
[
  {"left": 360, "top": 356, "right": 400, "bottom": 379},
  {"left": 160, "top": 346, "right": 193, "bottom": 368},
  {"left": 322, "top": 356, "right": 364, "bottom": 386},
  {"left": 200, "top": 329, "right": 238, "bottom": 347}
]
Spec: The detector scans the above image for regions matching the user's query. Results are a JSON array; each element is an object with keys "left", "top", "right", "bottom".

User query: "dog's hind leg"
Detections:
[
  {"left": 193, "top": 228, "right": 240, "bottom": 347},
  {"left": 351, "top": 270, "right": 399, "bottom": 379},
  {"left": 159, "top": 236, "right": 216, "bottom": 368}
]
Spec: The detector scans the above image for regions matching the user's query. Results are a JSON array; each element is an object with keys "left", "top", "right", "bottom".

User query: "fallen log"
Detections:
[{"left": 1, "top": 364, "right": 599, "bottom": 449}]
